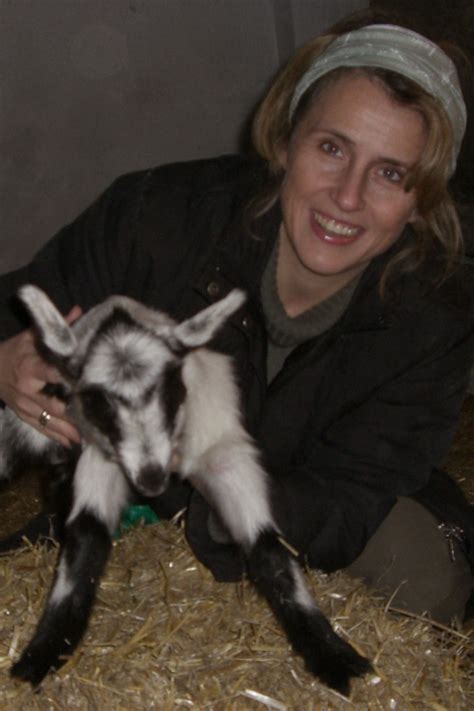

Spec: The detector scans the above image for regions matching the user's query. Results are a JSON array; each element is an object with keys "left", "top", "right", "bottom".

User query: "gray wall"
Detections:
[{"left": 0, "top": 0, "right": 366, "bottom": 273}]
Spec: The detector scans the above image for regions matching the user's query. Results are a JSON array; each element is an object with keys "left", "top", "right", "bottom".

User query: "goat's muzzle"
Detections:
[{"left": 134, "top": 465, "right": 169, "bottom": 498}]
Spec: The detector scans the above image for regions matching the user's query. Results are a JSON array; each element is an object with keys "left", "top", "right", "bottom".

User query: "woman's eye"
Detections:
[
  {"left": 380, "top": 166, "right": 403, "bottom": 183},
  {"left": 320, "top": 141, "right": 341, "bottom": 157}
]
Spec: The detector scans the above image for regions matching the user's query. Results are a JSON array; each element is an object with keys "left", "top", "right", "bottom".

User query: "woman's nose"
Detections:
[{"left": 331, "top": 165, "right": 366, "bottom": 212}]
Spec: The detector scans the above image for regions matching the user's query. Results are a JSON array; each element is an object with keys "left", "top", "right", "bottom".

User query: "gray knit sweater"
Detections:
[{"left": 261, "top": 240, "right": 360, "bottom": 382}]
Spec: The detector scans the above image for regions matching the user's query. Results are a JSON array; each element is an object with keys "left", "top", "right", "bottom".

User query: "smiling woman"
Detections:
[
  {"left": 276, "top": 71, "right": 426, "bottom": 314},
  {"left": 0, "top": 8, "right": 473, "bottom": 645},
  {"left": 253, "top": 24, "right": 465, "bottom": 299}
]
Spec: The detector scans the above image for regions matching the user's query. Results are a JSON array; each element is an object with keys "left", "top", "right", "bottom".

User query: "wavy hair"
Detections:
[{"left": 249, "top": 14, "right": 465, "bottom": 292}]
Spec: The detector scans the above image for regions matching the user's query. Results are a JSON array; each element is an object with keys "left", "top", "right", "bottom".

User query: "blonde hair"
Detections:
[{"left": 250, "top": 29, "right": 464, "bottom": 291}]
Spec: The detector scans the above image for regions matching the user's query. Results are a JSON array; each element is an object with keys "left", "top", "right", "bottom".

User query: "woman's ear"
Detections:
[
  {"left": 407, "top": 205, "right": 420, "bottom": 225},
  {"left": 276, "top": 140, "right": 289, "bottom": 171}
]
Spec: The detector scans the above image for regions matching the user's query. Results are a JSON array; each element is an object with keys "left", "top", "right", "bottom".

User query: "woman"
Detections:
[{"left": 0, "top": 13, "right": 473, "bottom": 624}]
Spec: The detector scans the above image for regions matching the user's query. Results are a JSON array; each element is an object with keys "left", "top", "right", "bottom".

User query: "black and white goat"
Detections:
[{"left": 1, "top": 285, "right": 370, "bottom": 693}]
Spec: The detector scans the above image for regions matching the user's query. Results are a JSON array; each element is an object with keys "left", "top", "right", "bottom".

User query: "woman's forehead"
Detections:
[{"left": 297, "top": 73, "right": 427, "bottom": 163}]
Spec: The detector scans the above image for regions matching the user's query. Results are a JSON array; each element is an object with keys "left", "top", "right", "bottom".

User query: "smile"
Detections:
[{"left": 312, "top": 211, "right": 360, "bottom": 237}]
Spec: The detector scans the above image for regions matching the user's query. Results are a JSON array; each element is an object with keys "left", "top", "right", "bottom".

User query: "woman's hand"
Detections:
[{"left": 0, "top": 306, "right": 82, "bottom": 448}]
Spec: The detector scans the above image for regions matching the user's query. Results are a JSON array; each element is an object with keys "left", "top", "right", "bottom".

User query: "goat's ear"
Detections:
[
  {"left": 173, "top": 289, "right": 246, "bottom": 348},
  {"left": 18, "top": 285, "right": 78, "bottom": 365}
]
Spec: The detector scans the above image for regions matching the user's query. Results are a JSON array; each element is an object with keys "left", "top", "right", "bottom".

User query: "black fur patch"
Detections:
[
  {"left": 96, "top": 306, "right": 138, "bottom": 337},
  {"left": 64, "top": 511, "right": 112, "bottom": 574},
  {"left": 246, "top": 529, "right": 371, "bottom": 695},
  {"left": 160, "top": 362, "right": 186, "bottom": 432},
  {"left": 10, "top": 511, "right": 112, "bottom": 686},
  {"left": 79, "top": 386, "right": 121, "bottom": 444},
  {"left": 41, "top": 382, "right": 70, "bottom": 403},
  {"left": 136, "top": 464, "right": 168, "bottom": 497},
  {"left": 41, "top": 446, "right": 79, "bottom": 541},
  {"left": 247, "top": 529, "right": 296, "bottom": 601}
]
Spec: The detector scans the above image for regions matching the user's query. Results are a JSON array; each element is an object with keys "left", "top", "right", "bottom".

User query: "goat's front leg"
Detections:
[
  {"left": 246, "top": 531, "right": 372, "bottom": 695},
  {"left": 11, "top": 447, "right": 129, "bottom": 686},
  {"left": 190, "top": 439, "right": 371, "bottom": 695}
]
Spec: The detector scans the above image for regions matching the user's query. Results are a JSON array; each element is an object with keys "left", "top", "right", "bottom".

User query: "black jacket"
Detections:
[{"left": 1, "top": 155, "right": 473, "bottom": 577}]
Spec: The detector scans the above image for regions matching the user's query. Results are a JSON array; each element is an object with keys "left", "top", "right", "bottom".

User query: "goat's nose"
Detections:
[{"left": 135, "top": 465, "right": 169, "bottom": 497}]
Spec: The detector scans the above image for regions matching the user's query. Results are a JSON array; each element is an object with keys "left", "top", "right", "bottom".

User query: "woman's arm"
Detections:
[{"left": 270, "top": 316, "right": 474, "bottom": 572}]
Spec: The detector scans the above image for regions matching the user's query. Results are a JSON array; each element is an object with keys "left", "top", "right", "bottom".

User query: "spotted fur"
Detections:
[{"left": 1, "top": 285, "right": 370, "bottom": 693}]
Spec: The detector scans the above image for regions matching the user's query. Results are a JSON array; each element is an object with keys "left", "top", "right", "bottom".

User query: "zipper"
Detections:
[{"left": 438, "top": 522, "right": 467, "bottom": 562}]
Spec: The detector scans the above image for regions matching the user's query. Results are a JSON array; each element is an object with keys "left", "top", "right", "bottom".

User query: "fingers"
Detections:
[
  {"left": 21, "top": 403, "right": 81, "bottom": 448},
  {"left": 65, "top": 305, "right": 82, "bottom": 325},
  {"left": 12, "top": 385, "right": 81, "bottom": 448},
  {"left": 35, "top": 388, "right": 81, "bottom": 447},
  {"left": 0, "top": 319, "right": 83, "bottom": 448},
  {"left": 30, "top": 407, "right": 81, "bottom": 449}
]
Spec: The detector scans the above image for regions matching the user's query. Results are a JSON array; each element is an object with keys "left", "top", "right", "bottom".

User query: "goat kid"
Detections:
[{"left": 1, "top": 285, "right": 371, "bottom": 693}]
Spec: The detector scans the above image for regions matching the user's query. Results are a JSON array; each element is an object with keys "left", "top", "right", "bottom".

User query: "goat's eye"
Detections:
[
  {"left": 160, "top": 362, "right": 186, "bottom": 431},
  {"left": 80, "top": 387, "right": 113, "bottom": 417},
  {"left": 79, "top": 387, "right": 120, "bottom": 443}
]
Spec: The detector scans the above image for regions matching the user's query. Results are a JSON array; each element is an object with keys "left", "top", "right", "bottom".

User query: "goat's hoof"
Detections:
[
  {"left": 11, "top": 648, "right": 59, "bottom": 687},
  {"left": 308, "top": 642, "right": 372, "bottom": 696}
]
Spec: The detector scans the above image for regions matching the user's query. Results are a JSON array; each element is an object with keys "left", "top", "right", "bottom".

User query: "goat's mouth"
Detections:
[{"left": 133, "top": 466, "right": 170, "bottom": 498}]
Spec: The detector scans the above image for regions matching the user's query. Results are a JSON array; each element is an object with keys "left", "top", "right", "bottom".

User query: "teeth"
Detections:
[{"left": 314, "top": 212, "right": 358, "bottom": 237}]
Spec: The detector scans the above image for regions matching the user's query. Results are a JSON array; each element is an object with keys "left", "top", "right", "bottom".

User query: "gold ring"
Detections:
[{"left": 39, "top": 409, "right": 51, "bottom": 428}]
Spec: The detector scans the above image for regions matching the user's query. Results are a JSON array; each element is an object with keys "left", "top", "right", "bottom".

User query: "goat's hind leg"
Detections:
[
  {"left": 11, "top": 449, "right": 129, "bottom": 686},
  {"left": 190, "top": 445, "right": 371, "bottom": 695}
]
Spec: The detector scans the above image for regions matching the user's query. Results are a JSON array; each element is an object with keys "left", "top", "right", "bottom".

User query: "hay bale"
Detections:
[{"left": 1, "top": 520, "right": 472, "bottom": 710}]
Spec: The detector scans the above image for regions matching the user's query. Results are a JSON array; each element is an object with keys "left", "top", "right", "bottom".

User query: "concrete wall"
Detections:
[{"left": 0, "top": 0, "right": 366, "bottom": 273}]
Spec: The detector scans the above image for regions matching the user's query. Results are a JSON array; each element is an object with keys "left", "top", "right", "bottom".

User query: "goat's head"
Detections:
[{"left": 19, "top": 285, "right": 245, "bottom": 497}]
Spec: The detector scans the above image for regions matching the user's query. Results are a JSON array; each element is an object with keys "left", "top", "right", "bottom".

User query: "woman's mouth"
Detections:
[{"left": 310, "top": 210, "right": 362, "bottom": 244}]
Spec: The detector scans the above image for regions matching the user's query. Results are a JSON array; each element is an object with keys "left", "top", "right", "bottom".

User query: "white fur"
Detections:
[
  {"left": 179, "top": 349, "right": 275, "bottom": 546},
  {"left": 174, "top": 290, "right": 245, "bottom": 348},
  {"left": 83, "top": 327, "right": 173, "bottom": 399},
  {"left": 68, "top": 447, "right": 129, "bottom": 533},
  {"left": 19, "top": 285, "right": 77, "bottom": 357},
  {"left": 189, "top": 437, "right": 273, "bottom": 547},
  {"left": 117, "top": 397, "right": 175, "bottom": 487},
  {"left": 291, "top": 559, "right": 318, "bottom": 611},
  {"left": 179, "top": 350, "right": 248, "bottom": 465},
  {"left": 49, "top": 558, "right": 74, "bottom": 606}
]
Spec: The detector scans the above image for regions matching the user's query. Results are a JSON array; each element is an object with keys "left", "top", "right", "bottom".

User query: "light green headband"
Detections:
[{"left": 289, "top": 24, "right": 467, "bottom": 171}]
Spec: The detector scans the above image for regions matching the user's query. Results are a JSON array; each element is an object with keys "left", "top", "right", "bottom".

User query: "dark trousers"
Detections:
[{"left": 346, "top": 497, "right": 473, "bottom": 625}]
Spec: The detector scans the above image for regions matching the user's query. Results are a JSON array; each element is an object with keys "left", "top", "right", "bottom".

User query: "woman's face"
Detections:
[{"left": 278, "top": 73, "right": 427, "bottom": 309}]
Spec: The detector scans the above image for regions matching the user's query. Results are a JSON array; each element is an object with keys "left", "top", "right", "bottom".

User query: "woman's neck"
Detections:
[{"left": 276, "top": 228, "right": 364, "bottom": 317}]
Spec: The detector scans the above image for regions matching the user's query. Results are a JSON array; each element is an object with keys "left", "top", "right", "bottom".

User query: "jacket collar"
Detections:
[
  {"left": 192, "top": 197, "right": 422, "bottom": 336},
  {"left": 191, "top": 198, "right": 279, "bottom": 333}
]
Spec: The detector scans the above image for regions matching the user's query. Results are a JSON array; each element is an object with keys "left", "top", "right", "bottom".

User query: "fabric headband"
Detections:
[{"left": 289, "top": 24, "right": 467, "bottom": 169}]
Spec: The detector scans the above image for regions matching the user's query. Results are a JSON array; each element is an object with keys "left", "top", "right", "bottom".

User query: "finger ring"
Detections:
[{"left": 39, "top": 409, "right": 51, "bottom": 428}]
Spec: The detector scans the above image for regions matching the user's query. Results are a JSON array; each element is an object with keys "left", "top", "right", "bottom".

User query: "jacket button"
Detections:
[
  {"left": 206, "top": 281, "right": 221, "bottom": 298},
  {"left": 241, "top": 315, "right": 252, "bottom": 329}
]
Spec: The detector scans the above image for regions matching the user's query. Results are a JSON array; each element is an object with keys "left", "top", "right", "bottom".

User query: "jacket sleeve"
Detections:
[
  {"left": 269, "top": 316, "right": 474, "bottom": 572},
  {"left": 0, "top": 154, "right": 248, "bottom": 340},
  {"left": 0, "top": 170, "right": 152, "bottom": 340}
]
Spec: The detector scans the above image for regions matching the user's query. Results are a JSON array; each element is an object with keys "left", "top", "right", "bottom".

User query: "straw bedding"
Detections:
[{"left": 0, "top": 399, "right": 473, "bottom": 710}]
